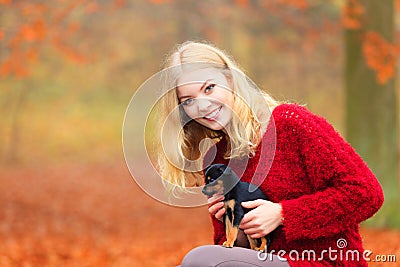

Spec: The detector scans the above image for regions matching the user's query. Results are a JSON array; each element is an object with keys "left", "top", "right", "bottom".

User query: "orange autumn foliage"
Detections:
[
  {"left": 0, "top": 1, "right": 124, "bottom": 78},
  {"left": 0, "top": 162, "right": 399, "bottom": 267},
  {"left": 19, "top": 19, "right": 47, "bottom": 42},
  {"left": 341, "top": 0, "right": 364, "bottom": 29},
  {"left": 363, "top": 32, "right": 398, "bottom": 84},
  {"left": 85, "top": 1, "right": 100, "bottom": 14},
  {"left": 114, "top": 0, "right": 126, "bottom": 8},
  {"left": 0, "top": 2, "right": 79, "bottom": 77},
  {"left": 342, "top": 0, "right": 398, "bottom": 85},
  {"left": 235, "top": 0, "right": 249, "bottom": 8},
  {"left": 277, "top": 0, "right": 308, "bottom": 11},
  {"left": 150, "top": 0, "right": 172, "bottom": 4}
]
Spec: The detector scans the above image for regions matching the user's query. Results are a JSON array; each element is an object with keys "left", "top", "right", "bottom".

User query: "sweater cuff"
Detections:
[{"left": 280, "top": 198, "right": 315, "bottom": 242}]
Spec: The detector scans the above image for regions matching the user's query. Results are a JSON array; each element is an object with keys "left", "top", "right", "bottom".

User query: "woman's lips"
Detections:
[{"left": 204, "top": 106, "right": 222, "bottom": 121}]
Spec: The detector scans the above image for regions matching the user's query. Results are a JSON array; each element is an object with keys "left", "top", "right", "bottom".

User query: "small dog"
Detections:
[{"left": 202, "top": 164, "right": 270, "bottom": 251}]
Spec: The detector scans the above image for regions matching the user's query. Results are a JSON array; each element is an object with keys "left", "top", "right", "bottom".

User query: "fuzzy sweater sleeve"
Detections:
[{"left": 279, "top": 105, "right": 384, "bottom": 242}]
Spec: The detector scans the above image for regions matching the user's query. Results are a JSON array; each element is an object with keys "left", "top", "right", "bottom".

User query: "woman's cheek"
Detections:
[{"left": 183, "top": 106, "right": 196, "bottom": 119}]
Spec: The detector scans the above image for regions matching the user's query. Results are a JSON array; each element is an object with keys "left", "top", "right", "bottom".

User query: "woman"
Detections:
[{"left": 157, "top": 41, "right": 384, "bottom": 266}]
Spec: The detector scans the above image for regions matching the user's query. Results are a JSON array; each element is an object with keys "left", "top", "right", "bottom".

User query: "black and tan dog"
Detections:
[{"left": 202, "top": 164, "right": 270, "bottom": 251}]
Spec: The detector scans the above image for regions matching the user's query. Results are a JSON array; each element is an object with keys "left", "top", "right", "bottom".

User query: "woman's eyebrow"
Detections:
[
  {"left": 178, "top": 79, "right": 213, "bottom": 102},
  {"left": 201, "top": 79, "right": 213, "bottom": 90}
]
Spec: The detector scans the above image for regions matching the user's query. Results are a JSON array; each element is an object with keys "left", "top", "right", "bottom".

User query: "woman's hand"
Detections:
[
  {"left": 207, "top": 194, "right": 225, "bottom": 221},
  {"left": 239, "top": 199, "right": 283, "bottom": 239}
]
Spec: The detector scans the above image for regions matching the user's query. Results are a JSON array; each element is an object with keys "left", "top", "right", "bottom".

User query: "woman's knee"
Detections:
[
  {"left": 180, "top": 245, "right": 290, "bottom": 267},
  {"left": 181, "top": 245, "right": 220, "bottom": 267}
]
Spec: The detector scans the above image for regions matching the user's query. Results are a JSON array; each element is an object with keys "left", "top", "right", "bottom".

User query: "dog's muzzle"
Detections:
[{"left": 202, "top": 180, "right": 224, "bottom": 196}]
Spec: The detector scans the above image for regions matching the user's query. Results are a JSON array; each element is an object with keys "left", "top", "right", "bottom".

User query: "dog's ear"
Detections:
[
  {"left": 221, "top": 166, "right": 240, "bottom": 189},
  {"left": 222, "top": 165, "right": 232, "bottom": 176},
  {"left": 204, "top": 164, "right": 221, "bottom": 183},
  {"left": 217, "top": 166, "right": 224, "bottom": 173},
  {"left": 217, "top": 165, "right": 228, "bottom": 176},
  {"left": 204, "top": 165, "right": 212, "bottom": 175}
]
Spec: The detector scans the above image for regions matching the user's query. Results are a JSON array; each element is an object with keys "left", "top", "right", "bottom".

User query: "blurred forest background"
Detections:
[{"left": 0, "top": 0, "right": 399, "bottom": 266}]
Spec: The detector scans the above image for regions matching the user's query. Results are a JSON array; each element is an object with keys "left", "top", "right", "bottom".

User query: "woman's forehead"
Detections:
[{"left": 177, "top": 68, "right": 226, "bottom": 87}]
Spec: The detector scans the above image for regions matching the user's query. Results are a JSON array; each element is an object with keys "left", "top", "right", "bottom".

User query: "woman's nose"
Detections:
[{"left": 197, "top": 98, "right": 212, "bottom": 112}]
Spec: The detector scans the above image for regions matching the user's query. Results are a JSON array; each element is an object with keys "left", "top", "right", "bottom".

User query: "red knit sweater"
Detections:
[{"left": 204, "top": 103, "right": 384, "bottom": 267}]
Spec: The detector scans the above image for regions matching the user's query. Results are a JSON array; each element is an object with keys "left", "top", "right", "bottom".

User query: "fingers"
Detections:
[
  {"left": 240, "top": 211, "right": 256, "bottom": 228},
  {"left": 241, "top": 219, "right": 269, "bottom": 238},
  {"left": 243, "top": 225, "right": 273, "bottom": 239},
  {"left": 241, "top": 199, "right": 267, "bottom": 209},
  {"left": 207, "top": 194, "right": 224, "bottom": 206},
  {"left": 240, "top": 199, "right": 272, "bottom": 227},
  {"left": 240, "top": 204, "right": 259, "bottom": 226},
  {"left": 208, "top": 201, "right": 224, "bottom": 215},
  {"left": 243, "top": 228, "right": 263, "bottom": 239},
  {"left": 249, "top": 232, "right": 263, "bottom": 239},
  {"left": 207, "top": 195, "right": 225, "bottom": 221},
  {"left": 214, "top": 207, "right": 226, "bottom": 221},
  {"left": 240, "top": 203, "right": 281, "bottom": 238}
]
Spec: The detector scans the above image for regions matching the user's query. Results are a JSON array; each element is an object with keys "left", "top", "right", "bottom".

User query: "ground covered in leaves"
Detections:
[{"left": 0, "top": 159, "right": 399, "bottom": 266}]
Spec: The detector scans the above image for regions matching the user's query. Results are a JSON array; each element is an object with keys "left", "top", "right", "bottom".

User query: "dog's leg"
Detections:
[
  {"left": 224, "top": 214, "right": 232, "bottom": 246},
  {"left": 223, "top": 201, "right": 232, "bottom": 239},
  {"left": 255, "top": 237, "right": 267, "bottom": 251},
  {"left": 222, "top": 199, "right": 237, "bottom": 248},
  {"left": 246, "top": 235, "right": 258, "bottom": 250},
  {"left": 223, "top": 225, "right": 239, "bottom": 248}
]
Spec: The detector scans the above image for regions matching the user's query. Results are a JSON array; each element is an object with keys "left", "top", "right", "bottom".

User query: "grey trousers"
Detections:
[{"left": 178, "top": 245, "right": 290, "bottom": 267}]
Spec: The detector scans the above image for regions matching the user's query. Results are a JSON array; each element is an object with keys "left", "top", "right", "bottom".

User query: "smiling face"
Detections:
[{"left": 176, "top": 68, "right": 234, "bottom": 131}]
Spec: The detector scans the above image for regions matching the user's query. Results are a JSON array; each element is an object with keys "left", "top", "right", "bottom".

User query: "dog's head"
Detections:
[
  {"left": 202, "top": 164, "right": 239, "bottom": 197},
  {"left": 204, "top": 164, "right": 227, "bottom": 184}
]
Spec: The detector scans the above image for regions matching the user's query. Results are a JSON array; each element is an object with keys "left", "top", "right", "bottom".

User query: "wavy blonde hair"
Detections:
[{"left": 157, "top": 41, "right": 279, "bottom": 195}]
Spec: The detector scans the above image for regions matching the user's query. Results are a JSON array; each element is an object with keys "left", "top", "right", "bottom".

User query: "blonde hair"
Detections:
[{"left": 157, "top": 41, "right": 279, "bottom": 195}]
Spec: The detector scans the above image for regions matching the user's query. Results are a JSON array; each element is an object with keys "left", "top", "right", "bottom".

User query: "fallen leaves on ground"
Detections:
[{"left": 0, "top": 159, "right": 398, "bottom": 266}]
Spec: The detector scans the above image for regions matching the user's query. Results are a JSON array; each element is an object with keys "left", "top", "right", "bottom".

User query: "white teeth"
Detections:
[{"left": 204, "top": 107, "right": 221, "bottom": 119}]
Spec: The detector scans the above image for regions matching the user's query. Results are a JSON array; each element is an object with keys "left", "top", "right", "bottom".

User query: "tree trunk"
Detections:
[
  {"left": 4, "top": 85, "right": 29, "bottom": 164},
  {"left": 345, "top": 0, "right": 399, "bottom": 227}
]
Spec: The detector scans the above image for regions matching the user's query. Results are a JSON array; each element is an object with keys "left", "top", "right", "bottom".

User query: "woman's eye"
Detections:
[
  {"left": 204, "top": 84, "right": 216, "bottom": 93},
  {"left": 182, "top": 98, "right": 194, "bottom": 106}
]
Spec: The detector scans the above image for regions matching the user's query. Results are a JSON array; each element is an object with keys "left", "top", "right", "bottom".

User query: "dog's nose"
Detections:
[
  {"left": 201, "top": 185, "right": 208, "bottom": 195},
  {"left": 202, "top": 186, "right": 207, "bottom": 194}
]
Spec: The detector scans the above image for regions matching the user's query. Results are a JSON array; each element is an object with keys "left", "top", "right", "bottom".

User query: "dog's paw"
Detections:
[
  {"left": 255, "top": 245, "right": 267, "bottom": 252},
  {"left": 222, "top": 241, "right": 234, "bottom": 248}
]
